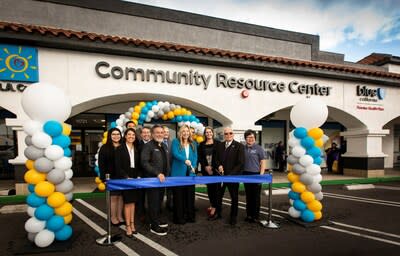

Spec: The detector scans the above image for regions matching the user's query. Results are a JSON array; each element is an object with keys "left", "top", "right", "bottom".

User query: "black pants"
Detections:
[
  {"left": 243, "top": 172, "right": 261, "bottom": 219},
  {"left": 206, "top": 183, "right": 219, "bottom": 208},
  {"left": 172, "top": 185, "right": 195, "bottom": 223},
  {"left": 146, "top": 187, "right": 164, "bottom": 227},
  {"left": 216, "top": 182, "right": 239, "bottom": 219}
]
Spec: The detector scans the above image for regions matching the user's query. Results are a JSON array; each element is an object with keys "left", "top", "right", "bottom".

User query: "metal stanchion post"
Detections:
[
  {"left": 260, "top": 170, "right": 280, "bottom": 229},
  {"left": 96, "top": 174, "right": 122, "bottom": 245}
]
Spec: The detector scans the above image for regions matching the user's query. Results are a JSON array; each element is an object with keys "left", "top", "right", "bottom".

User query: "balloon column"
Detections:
[
  {"left": 94, "top": 101, "right": 206, "bottom": 191},
  {"left": 287, "top": 98, "right": 328, "bottom": 223},
  {"left": 21, "top": 83, "right": 74, "bottom": 247}
]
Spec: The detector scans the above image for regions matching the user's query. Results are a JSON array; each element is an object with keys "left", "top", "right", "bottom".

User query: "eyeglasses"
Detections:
[
  {"left": 224, "top": 132, "right": 233, "bottom": 135},
  {"left": 111, "top": 133, "right": 121, "bottom": 136}
]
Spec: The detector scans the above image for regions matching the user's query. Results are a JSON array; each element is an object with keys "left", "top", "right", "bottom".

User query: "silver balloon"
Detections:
[
  {"left": 124, "top": 112, "right": 131, "bottom": 119},
  {"left": 314, "top": 191, "right": 324, "bottom": 201},
  {"left": 157, "top": 110, "right": 164, "bottom": 117},
  {"left": 306, "top": 164, "right": 321, "bottom": 176},
  {"left": 34, "top": 157, "right": 54, "bottom": 173},
  {"left": 24, "top": 146, "right": 44, "bottom": 160},
  {"left": 27, "top": 206, "right": 36, "bottom": 217},
  {"left": 47, "top": 168, "right": 66, "bottom": 184},
  {"left": 313, "top": 174, "right": 323, "bottom": 183},
  {"left": 65, "top": 192, "right": 73, "bottom": 201},
  {"left": 299, "top": 173, "right": 314, "bottom": 185},
  {"left": 128, "top": 107, "right": 134, "bottom": 113},
  {"left": 307, "top": 183, "right": 322, "bottom": 193},
  {"left": 292, "top": 163, "right": 306, "bottom": 175},
  {"left": 288, "top": 206, "right": 301, "bottom": 218},
  {"left": 55, "top": 179, "right": 74, "bottom": 193},
  {"left": 286, "top": 155, "right": 299, "bottom": 165},
  {"left": 25, "top": 136, "right": 33, "bottom": 146},
  {"left": 27, "top": 232, "right": 37, "bottom": 242},
  {"left": 64, "top": 169, "right": 73, "bottom": 180}
]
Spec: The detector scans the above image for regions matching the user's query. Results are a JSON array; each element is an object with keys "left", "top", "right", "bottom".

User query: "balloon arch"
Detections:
[{"left": 93, "top": 100, "right": 206, "bottom": 190}]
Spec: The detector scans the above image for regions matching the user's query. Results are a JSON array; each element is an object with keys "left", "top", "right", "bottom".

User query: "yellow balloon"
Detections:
[
  {"left": 102, "top": 138, "right": 107, "bottom": 144},
  {"left": 187, "top": 110, "right": 192, "bottom": 116},
  {"left": 55, "top": 201, "right": 73, "bottom": 216},
  {"left": 139, "top": 102, "right": 146, "bottom": 107},
  {"left": 47, "top": 192, "right": 66, "bottom": 208},
  {"left": 35, "top": 181, "right": 55, "bottom": 197},
  {"left": 291, "top": 182, "right": 306, "bottom": 193},
  {"left": 196, "top": 136, "right": 204, "bottom": 143},
  {"left": 134, "top": 106, "right": 141, "bottom": 113},
  {"left": 181, "top": 108, "right": 187, "bottom": 115},
  {"left": 287, "top": 164, "right": 293, "bottom": 172},
  {"left": 307, "top": 200, "right": 323, "bottom": 212},
  {"left": 132, "top": 112, "right": 139, "bottom": 120},
  {"left": 133, "top": 119, "right": 138, "bottom": 125},
  {"left": 287, "top": 172, "right": 299, "bottom": 183},
  {"left": 315, "top": 138, "right": 324, "bottom": 148},
  {"left": 314, "top": 211, "right": 322, "bottom": 220},
  {"left": 162, "top": 114, "right": 168, "bottom": 120},
  {"left": 64, "top": 214, "right": 73, "bottom": 224},
  {"left": 103, "top": 131, "right": 108, "bottom": 137},
  {"left": 25, "top": 159, "right": 34, "bottom": 170},
  {"left": 174, "top": 108, "right": 181, "bottom": 116},
  {"left": 300, "top": 191, "right": 315, "bottom": 203},
  {"left": 167, "top": 111, "right": 175, "bottom": 119},
  {"left": 98, "top": 182, "right": 106, "bottom": 191},
  {"left": 24, "top": 169, "right": 46, "bottom": 184},
  {"left": 62, "top": 123, "right": 72, "bottom": 136},
  {"left": 192, "top": 134, "right": 197, "bottom": 140},
  {"left": 95, "top": 177, "right": 102, "bottom": 184},
  {"left": 308, "top": 128, "right": 323, "bottom": 140}
]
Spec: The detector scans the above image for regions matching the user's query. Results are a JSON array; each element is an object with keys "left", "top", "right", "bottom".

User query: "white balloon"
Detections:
[
  {"left": 31, "top": 132, "right": 52, "bottom": 149},
  {"left": 64, "top": 169, "right": 73, "bottom": 180},
  {"left": 299, "top": 155, "right": 313, "bottom": 167},
  {"left": 65, "top": 192, "right": 74, "bottom": 201},
  {"left": 322, "top": 134, "right": 329, "bottom": 143},
  {"left": 116, "top": 126, "right": 123, "bottom": 133},
  {"left": 27, "top": 232, "right": 37, "bottom": 242},
  {"left": 94, "top": 154, "right": 98, "bottom": 160},
  {"left": 124, "top": 112, "right": 131, "bottom": 119},
  {"left": 119, "top": 114, "right": 125, "bottom": 120},
  {"left": 44, "top": 145, "right": 64, "bottom": 161},
  {"left": 23, "top": 120, "right": 43, "bottom": 136},
  {"left": 56, "top": 179, "right": 74, "bottom": 193},
  {"left": 47, "top": 168, "right": 66, "bottom": 184},
  {"left": 306, "top": 164, "right": 321, "bottom": 175},
  {"left": 290, "top": 98, "right": 328, "bottom": 129},
  {"left": 147, "top": 110, "right": 154, "bottom": 118},
  {"left": 198, "top": 126, "right": 205, "bottom": 135},
  {"left": 287, "top": 155, "right": 299, "bottom": 165},
  {"left": 157, "top": 101, "right": 164, "bottom": 108},
  {"left": 21, "top": 82, "right": 71, "bottom": 122},
  {"left": 163, "top": 106, "right": 170, "bottom": 113},
  {"left": 157, "top": 110, "right": 164, "bottom": 117},
  {"left": 152, "top": 105, "right": 159, "bottom": 113},
  {"left": 313, "top": 174, "right": 323, "bottom": 183},
  {"left": 34, "top": 229, "right": 55, "bottom": 248},
  {"left": 288, "top": 206, "right": 301, "bottom": 218},
  {"left": 164, "top": 101, "right": 170, "bottom": 107},
  {"left": 54, "top": 157, "right": 72, "bottom": 170},
  {"left": 116, "top": 119, "right": 123, "bottom": 126},
  {"left": 307, "top": 183, "right": 322, "bottom": 193},
  {"left": 170, "top": 104, "right": 176, "bottom": 110},
  {"left": 178, "top": 121, "right": 184, "bottom": 127},
  {"left": 128, "top": 107, "right": 134, "bottom": 113},
  {"left": 145, "top": 117, "right": 152, "bottom": 122},
  {"left": 292, "top": 146, "right": 306, "bottom": 158},
  {"left": 190, "top": 121, "right": 197, "bottom": 127},
  {"left": 27, "top": 206, "right": 36, "bottom": 217},
  {"left": 314, "top": 191, "right": 324, "bottom": 201},
  {"left": 299, "top": 173, "right": 314, "bottom": 185},
  {"left": 25, "top": 216, "right": 46, "bottom": 233},
  {"left": 292, "top": 163, "right": 306, "bottom": 175},
  {"left": 288, "top": 137, "right": 300, "bottom": 148}
]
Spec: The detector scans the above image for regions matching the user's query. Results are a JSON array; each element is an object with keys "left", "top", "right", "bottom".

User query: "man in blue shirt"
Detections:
[{"left": 243, "top": 129, "right": 266, "bottom": 223}]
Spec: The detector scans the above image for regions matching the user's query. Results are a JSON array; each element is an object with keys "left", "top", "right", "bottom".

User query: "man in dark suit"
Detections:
[
  {"left": 214, "top": 127, "right": 245, "bottom": 225},
  {"left": 141, "top": 124, "right": 170, "bottom": 236}
]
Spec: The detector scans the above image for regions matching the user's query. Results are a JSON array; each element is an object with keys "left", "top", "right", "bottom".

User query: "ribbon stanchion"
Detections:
[
  {"left": 261, "top": 170, "right": 280, "bottom": 229},
  {"left": 106, "top": 174, "right": 272, "bottom": 191}
]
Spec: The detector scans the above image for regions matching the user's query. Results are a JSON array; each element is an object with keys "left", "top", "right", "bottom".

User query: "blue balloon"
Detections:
[
  {"left": 43, "top": 120, "right": 63, "bottom": 137},
  {"left": 288, "top": 190, "right": 300, "bottom": 200},
  {"left": 189, "top": 115, "right": 196, "bottom": 122},
  {"left": 52, "top": 135, "right": 71, "bottom": 148},
  {"left": 94, "top": 166, "right": 100, "bottom": 173},
  {"left": 171, "top": 117, "right": 176, "bottom": 122},
  {"left": 141, "top": 107, "right": 149, "bottom": 114},
  {"left": 307, "top": 147, "right": 322, "bottom": 158},
  {"left": 28, "top": 184, "right": 35, "bottom": 193},
  {"left": 110, "top": 122, "right": 117, "bottom": 128},
  {"left": 152, "top": 100, "right": 158, "bottom": 105},
  {"left": 26, "top": 193, "right": 46, "bottom": 207},
  {"left": 176, "top": 116, "right": 183, "bottom": 122},
  {"left": 55, "top": 224, "right": 73, "bottom": 241},
  {"left": 293, "top": 199, "right": 307, "bottom": 211},
  {"left": 313, "top": 156, "right": 322, "bottom": 165},
  {"left": 301, "top": 209, "right": 315, "bottom": 223},
  {"left": 146, "top": 102, "right": 153, "bottom": 108},
  {"left": 301, "top": 137, "right": 315, "bottom": 149},
  {"left": 293, "top": 127, "right": 308, "bottom": 139},
  {"left": 34, "top": 204, "right": 54, "bottom": 221},
  {"left": 182, "top": 115, "right": 189, "bottom": 121},
  {"left": 195, "top": 118, "right": 200, "bottom": 123},
  {"left": 46, "top": 215, "right": 65, "bottom": 232},
  {"left": 139, "top": 114, "right": 146, "bottom": 120},
  {"left": 63, "top": 147, "right": 72, "bottom": 157}
]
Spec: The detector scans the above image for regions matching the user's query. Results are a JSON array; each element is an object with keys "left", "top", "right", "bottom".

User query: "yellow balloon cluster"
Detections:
[
  {"left": 47, "top": 192, "right": 66, "bottom": 208},
  {"left": 55, "top": 201, "right": 73, "bottom": 216},
  {"left": 24, "top": 169, "right": 46, "bottom": 184},
  {"left": 35, "top": 181, "right": 55, "bottom": 197}
]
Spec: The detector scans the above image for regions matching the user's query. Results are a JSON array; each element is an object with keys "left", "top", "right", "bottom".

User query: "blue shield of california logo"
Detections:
[
  {"left": 0, "top": 44, "right": 39, "bottom": 82},
  {"left": 377, "top": 88, "right": 385, "bottom": 100}
]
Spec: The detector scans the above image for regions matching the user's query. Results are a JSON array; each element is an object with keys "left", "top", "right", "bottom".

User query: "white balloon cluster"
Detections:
[
  {"left": 21, "top": 83, "right": 74, "bottom": 247},
  {"left": 287, "top": 98, "right": 329, "bottom": 223}
]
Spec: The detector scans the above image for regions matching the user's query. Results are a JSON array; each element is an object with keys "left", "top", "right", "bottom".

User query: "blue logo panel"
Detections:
[
  {"left": 377, "top": 88, "right": 385, "bottom": 100},
  {"left": 0, "top": 44, "right": 39, "bottom": 83}
]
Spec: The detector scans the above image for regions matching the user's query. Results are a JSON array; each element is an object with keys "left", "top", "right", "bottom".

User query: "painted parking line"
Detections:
[
  {"left": 373, "top": 185, "right": 400, "bottom": 191},
  {"left": 75, "top": 199, "right": 178, "bottom": 256},
  {"left": 195, "top": 192, "right": 400, "bottom": 246},
  {"left": 323, "top": 193, "right": 400, "bottom": 207},
  {"left": 73, "top": 207, "right": 139, "bottom": 256}
]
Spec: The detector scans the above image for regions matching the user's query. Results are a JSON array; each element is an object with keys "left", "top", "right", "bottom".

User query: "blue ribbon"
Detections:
[{"left": 106, "top": 174, "right": 272, "bottom": 191}]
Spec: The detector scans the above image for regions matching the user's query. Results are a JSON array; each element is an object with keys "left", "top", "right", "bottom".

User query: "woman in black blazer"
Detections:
[
  {"left": 115, "top": 128, "right": 141, "bottom": 237},
  {"left": 98, "top": 128, "right": 124, "bottom": 226}
]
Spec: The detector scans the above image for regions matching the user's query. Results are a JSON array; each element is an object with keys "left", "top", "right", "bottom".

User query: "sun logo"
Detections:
[{"left": 0, "top": 44, "right": 39, "bottom": 82}]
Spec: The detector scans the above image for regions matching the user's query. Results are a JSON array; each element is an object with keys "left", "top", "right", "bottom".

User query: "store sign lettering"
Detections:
[{"left": 0, "top": 81, "right": 27, "bottom": 92}]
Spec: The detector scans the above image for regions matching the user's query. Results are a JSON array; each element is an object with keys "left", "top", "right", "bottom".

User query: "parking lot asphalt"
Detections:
[{"left": 1, "top": 181, "right": 399, "bottom": 256}]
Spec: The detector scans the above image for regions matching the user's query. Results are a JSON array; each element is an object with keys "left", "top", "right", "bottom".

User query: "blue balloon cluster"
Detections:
[
  {"left": 43, "top": 120, "right": 71, "bottom": 157},
  {"left": 293, "top": 127, "right": 323, "bottom": 165}
]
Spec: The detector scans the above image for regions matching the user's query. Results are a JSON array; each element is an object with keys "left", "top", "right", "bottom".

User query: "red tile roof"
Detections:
[
  {"left": 357, "top": 53, "right": 392, "bottom": 65},
  {"left": 1, "top": 21, "right": 400, "bottom": 80}
]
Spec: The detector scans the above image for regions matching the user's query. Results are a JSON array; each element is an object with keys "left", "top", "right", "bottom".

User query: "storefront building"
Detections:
[{"left": 1, "top": 1, "right": 399, "bottom": 193}]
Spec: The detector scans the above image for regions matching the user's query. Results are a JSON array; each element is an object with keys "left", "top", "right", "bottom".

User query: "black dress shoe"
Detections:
[
  {"left": 125, "top": 233, "right": 133, "bottom": 238},
  {"left": 244, "top": 216, "right": 255, "bottom": 223},
  {"left": 208, "top": 213, "right": 221, "bottom": 221},
  {"left": 229, "top": 218, "right": 237, "bottom": 226}
]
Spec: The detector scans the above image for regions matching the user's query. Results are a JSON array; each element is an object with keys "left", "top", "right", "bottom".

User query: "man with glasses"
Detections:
[
  {"left": 214, "top": 127, "right": 245, "bottom": 225},
  {"left": 141, "top": 124, "right": 170, "bottom": 235},
  {"left": 243, "top": 129, "right": 266, "bottom": 223}
]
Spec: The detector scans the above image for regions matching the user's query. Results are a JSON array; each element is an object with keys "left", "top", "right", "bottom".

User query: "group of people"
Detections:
[{"left": 98, "top": 122, "right": 267, "bottom": 237}]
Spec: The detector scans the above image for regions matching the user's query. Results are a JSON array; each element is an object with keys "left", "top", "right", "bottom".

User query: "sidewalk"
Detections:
[{"left": 1, "top": 168, "right": 399, "bottom": 194}]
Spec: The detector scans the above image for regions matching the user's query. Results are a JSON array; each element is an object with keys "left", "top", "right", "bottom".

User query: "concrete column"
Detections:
[
  {"left": 340, "top": 129, "right": 389, "bottom": 177},
  {"left": 6, "top": 118, "right": 28, "bottom": 195}
]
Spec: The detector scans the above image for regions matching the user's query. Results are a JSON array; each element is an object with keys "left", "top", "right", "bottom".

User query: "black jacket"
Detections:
[
  {"left": 140, "top": 140, "right": 170, "bottom": 177},
  {"left": 198, "top": 140, "right": 220, "bottom": 176},
  {"left": 98, "top": 145, "right": 117, "bottom": 180},
  {"left": 114, "top": 144, "right": 141, "bottom": 179},
  {"left": 215, "top": 140, "right": 245, "bottom": 175}
]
